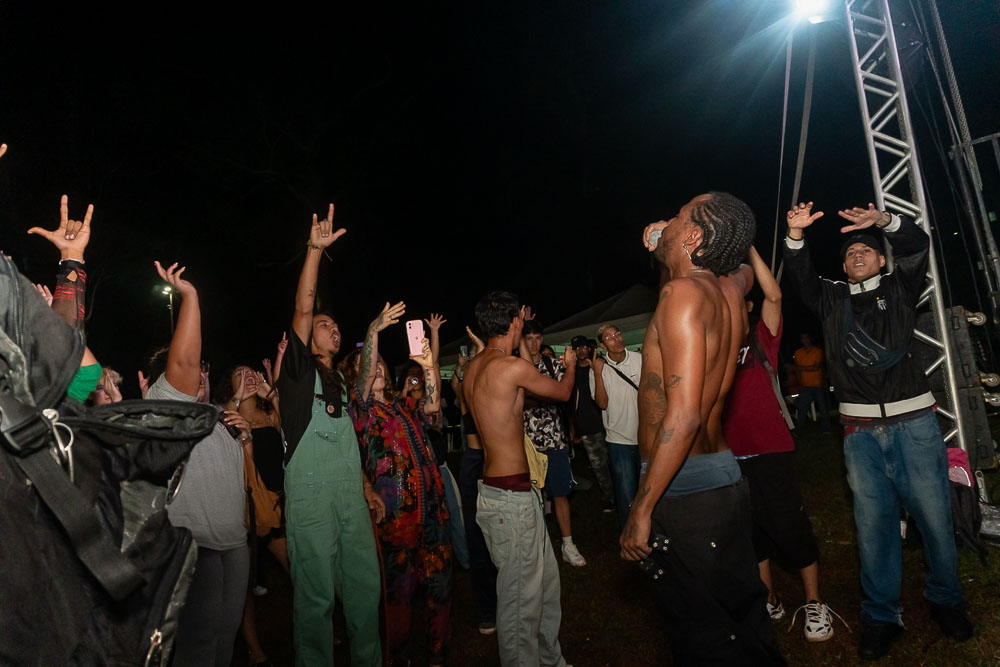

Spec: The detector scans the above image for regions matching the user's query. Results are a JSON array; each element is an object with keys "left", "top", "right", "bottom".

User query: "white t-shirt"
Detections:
[
  {"left": 147, "top": 375, "right": 247, "bottom": 550},
  {"left": 590, "top": 350, "right": 641, "bottom": 445}
]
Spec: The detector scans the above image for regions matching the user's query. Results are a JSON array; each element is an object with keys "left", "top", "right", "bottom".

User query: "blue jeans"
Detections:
[
  {"left": 795, "top": 386, "right": 831, "bottom": 432},
  {"left": 440, "top": 463, "right": 469, "bottom": 569},
  {"left": 607, "top": 442, "right": 640, "bottom": 530},
  {"left": 843, "top": 409, "right": 964, "bottom": 625}
]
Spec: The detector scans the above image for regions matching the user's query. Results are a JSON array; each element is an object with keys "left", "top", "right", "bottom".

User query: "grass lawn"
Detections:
[{"left": 237, "top": 424, "right": 1000, "bottom": 666}]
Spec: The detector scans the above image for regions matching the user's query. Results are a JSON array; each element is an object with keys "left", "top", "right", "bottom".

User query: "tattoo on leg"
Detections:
[{"left": 666, "top": 374, "right": 681, "bottom": 388}]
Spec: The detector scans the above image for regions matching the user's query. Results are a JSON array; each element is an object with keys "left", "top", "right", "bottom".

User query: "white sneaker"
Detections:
[
  {"left": 789, "top": 600, "right": 848, "bottom": 642},
  {"left": 766, "top": 597, "right": 786, "bottom": 621},
  {"left": 561, "top": 541, "right": 586, "bottom": 566}
]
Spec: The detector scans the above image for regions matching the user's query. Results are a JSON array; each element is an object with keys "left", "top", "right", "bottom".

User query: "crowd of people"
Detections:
[{"left": 11, "top": 160, "right": 977, "bottom": 667}]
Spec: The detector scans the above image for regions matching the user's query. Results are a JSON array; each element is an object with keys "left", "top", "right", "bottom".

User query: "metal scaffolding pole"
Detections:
[{"left": 843, "top": 0, "right": 968, "bottom": 451}]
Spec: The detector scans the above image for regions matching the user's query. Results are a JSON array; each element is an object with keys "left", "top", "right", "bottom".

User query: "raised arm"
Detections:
[
  {"left": 28, "top": 195, "right": 93, "bottom": 329},
  {"left": 357, "top": 301, "right": 406, "bottom": 401},
  {"left": 292, "top": 204, "right": 345, "bottom": 346},
  {"left": 591, "top": 356, "right": 609, "bottom": 410},
  {"left": 621, "top": 285, "right": 705, "bottom": 561},
  {"left": 783, "top": 201, "right": 834, "bottom": 320},
  {"left": 410, "top": 338, "right": 442, "bottom": 414},
  {"left": 154, "top": 261, "right": 201, "bottom": 397},
  {"left": 747, "top": 246, "right": 781, "bottom": 336},
  {"left": 465, "top": 326, "right": 486, "bottom": 355},
  {"left": 424, "top": 313, "right": 446, "bottom": 362},
  {"left": 514, "top": 347, "right": 577, "bottom": 402}
]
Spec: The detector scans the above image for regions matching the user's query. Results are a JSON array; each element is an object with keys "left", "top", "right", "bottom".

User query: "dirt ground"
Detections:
[{"left": 233, "top": 423, "right": 1000, "bottom": 666}]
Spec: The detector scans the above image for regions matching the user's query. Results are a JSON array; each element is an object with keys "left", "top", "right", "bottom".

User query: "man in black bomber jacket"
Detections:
[{"left": 783, "top": 201, "right": 972, "bottom": 662}]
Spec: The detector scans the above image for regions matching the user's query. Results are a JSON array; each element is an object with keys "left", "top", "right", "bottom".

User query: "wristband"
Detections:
[{"left": 306, "top": 241, "right": 321, "bottom": 250}]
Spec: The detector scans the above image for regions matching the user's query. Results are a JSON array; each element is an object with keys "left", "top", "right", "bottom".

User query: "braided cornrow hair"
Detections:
[{"left": 689, "top": 191, "right": 756, "bottom": 276}]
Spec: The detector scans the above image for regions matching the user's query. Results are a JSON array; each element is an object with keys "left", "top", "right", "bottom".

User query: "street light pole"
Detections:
[{"left": 162, "top": 286, "right": 175, "bottom": 333}]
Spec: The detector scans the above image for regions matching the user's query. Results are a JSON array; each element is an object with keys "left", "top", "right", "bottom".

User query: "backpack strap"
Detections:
[
  {"left": 0, "top": 391, "right": 144, "bottom": 601},
  {"left": 747, "top": 333, "right": 795, "bottom": 430}
]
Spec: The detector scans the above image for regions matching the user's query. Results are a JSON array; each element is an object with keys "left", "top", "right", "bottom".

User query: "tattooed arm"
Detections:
[
  {"left": 292, "top": 204, "right": 344, "bottom": 346},
  {"left": 359, "top": 301, "right": 406, "bottom": 400},
  {"left": 409, "top": 337, "right": 442, "bottom": 414},
  {"left": 620, "top": 283, "right": 705, "bottom": 561}
]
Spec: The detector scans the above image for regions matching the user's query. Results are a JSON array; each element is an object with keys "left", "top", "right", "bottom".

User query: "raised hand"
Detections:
[
  {"left": 262, "top": 358, "right": 274, "bottom": 385},
  {"left": 410, "top": 338, "right": 434, "bottom": 369},
  {"left": 465, "top": 326, "right": 485, "bottom": 353},
  {"left": 561, "top": 346, "right": 577, "bottom": 368},
  {"left": 643, "top": 220, "right": 670, "bottom": 251},
  {"left": 35, "top": 283, "right": 53, "bottom": 307},
  {"left": 786, "top": 202, "right": 824, "bottom": 231},
  {"left": 27, "top": 195, "right": 94, "bottom": 262},
  {"left": 308, "top": 203, "right": 346, "bottom": 249},
  {"left": 837, "top": 203, "right": 890, "bottom": 233},
  {"left": 276, "top": 331, "right": 288, "bottom": 356},
  {"left": 0, "top": 143, "right": 7, "bottom": 160},
  {"left": 369, "top": 301, "right": 406, "bottom": 333},
  {"left": 154, "top": 261, "right": 197, "bottom": 298},
  {"left": 424, "top": 313, "right": 447, "bottom": 331},
  {"left": 520, "top": 305, "right": 535, "bottom": 321}
]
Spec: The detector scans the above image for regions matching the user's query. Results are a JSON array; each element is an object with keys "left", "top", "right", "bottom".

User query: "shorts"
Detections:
[
  {"left": 542, "top": 447, "right": 572, "bottom": 498},
  {"left": 737, "top": 451, "right": 820, "bottom": 570}
]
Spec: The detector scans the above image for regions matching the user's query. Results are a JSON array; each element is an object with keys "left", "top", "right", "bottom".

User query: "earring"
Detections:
[{"left": 682, "top": 242, "right": 693, "bottom": 261}]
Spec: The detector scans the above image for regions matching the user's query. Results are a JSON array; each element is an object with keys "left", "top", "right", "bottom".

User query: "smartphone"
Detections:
[
  {"left": 405, "top": 319, "right": 425, "bottom": 356},
  {"left": 459, "top": 344, "right": 469, "bottom": 357}
]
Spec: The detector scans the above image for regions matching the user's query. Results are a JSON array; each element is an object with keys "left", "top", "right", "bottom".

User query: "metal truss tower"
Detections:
[{"left": 843, "top": 0, "right": 968, "bottom": 451}]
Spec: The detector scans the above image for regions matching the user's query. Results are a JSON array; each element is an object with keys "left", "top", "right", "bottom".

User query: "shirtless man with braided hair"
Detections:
[{"left": 620, "top": 192, "right": 784, "bottom": 665}]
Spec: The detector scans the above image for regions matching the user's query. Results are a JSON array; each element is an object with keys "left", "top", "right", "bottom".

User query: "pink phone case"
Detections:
[{"left": 405, "top": 320, "right": 425, "bottom": 356}]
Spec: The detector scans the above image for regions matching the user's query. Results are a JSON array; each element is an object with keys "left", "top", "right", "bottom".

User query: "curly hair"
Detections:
[{"left": 689, "top": 192, "right": 756, "bottom": 276}]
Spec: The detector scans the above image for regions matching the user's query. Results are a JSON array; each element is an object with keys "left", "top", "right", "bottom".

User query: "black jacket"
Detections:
[{"left": 783, "top": 215, "right": 936, "bottom": 418}]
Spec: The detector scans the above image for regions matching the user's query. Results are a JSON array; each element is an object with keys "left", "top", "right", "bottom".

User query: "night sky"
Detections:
[{"left": 1, "top": 1, "right": 997, "bottom": 392}]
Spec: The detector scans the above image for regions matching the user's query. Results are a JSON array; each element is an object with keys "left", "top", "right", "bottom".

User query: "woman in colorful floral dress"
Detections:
[{"left": 341, "top": 301, "right": 452, "bottom": 667}]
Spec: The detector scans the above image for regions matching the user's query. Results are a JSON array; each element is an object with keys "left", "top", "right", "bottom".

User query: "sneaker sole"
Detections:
[{"left": 806, "top": 628, "right": 833, "bottom": 643}]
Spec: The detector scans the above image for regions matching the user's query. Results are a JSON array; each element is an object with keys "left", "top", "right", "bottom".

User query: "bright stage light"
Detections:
[{"left": 794, "top": 0, "right": 832, "bottom": 23}]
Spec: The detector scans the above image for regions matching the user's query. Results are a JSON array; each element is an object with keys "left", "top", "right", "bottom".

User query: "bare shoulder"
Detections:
[{"left": 654, "top": 278, "right": 703, "bottom": 321}]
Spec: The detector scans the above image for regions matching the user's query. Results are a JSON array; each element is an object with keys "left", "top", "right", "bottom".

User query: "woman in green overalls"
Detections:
[{"left": 275, "top": 206, "right": 386, "bottom": 666}]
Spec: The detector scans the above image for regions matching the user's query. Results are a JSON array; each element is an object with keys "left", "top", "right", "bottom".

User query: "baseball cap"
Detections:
[
  {"left": 570, "top": 335, "right": 590, "bottom": 349},
  {"left": 840, "top": 233, "right": 882, "bottom": 261}
]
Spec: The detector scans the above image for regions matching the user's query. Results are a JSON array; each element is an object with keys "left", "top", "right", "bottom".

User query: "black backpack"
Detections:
[{"left": 0, "top": 253, "right": 218, "bottom": 665}]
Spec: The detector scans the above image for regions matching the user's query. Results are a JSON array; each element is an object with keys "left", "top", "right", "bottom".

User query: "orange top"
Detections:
[{"left": 794, "top": 346, "right": 824, "bottom": 387}]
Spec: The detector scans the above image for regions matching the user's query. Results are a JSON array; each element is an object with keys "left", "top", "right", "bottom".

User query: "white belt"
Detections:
[{"left": 839, "top": 391, "right": 936, "bottom": 419}]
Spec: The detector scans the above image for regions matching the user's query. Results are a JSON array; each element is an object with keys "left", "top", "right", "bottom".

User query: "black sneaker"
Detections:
[
  {"left": 858, "top": 622, "right": 904, "bottom": 661},
  {"left": 929, "top": 603, "right": 973, "bottom": 641}
]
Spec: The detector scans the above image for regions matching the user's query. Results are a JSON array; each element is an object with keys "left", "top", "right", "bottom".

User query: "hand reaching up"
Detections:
[
  {"left": 466, "top": 326, "right": 485, "bottom": 354},
  {"left": 424, "top": 313, "right": 447, "bottom": 331},
  {"left": 154, "top": 261, "right": 197, "bottom": 298},
  {"left": 28, "top": 195, "right": 94, "bottom": 262},
  {"left": 837, "top": 203, "right": 890, "bottom": 233},
  {"left": 410, "top": 338, "right": 434, "bottom": 369},
  {"left": 309, "top": 203, "right": 347, "bottom": 249},
  {"left": 786, "top": 202, "right": 824, "bottom": 231},
  {"left": 369, "top": 301, "right": 406, "bottom": 333}
]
